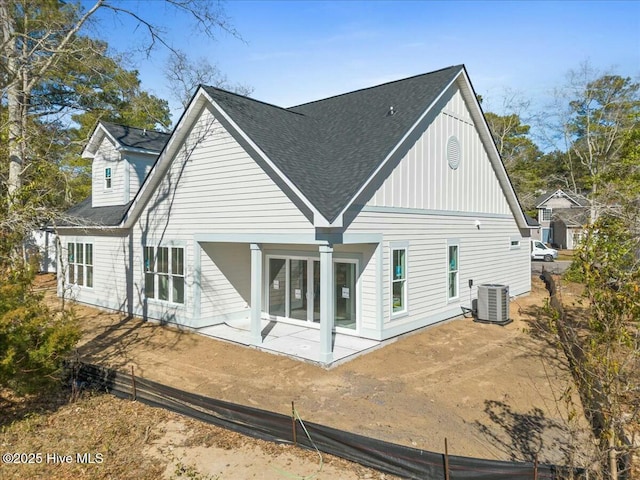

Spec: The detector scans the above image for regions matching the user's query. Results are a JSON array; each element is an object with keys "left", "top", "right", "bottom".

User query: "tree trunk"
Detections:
[
  {"left": 7, "top": 83, "right": 24, "bottom": 203},
  {"left": 608, "top": 429, "right": 618, "bottom": 480},
  {"left": 1, "top": 0, "right": 23, "bottom": 205}
]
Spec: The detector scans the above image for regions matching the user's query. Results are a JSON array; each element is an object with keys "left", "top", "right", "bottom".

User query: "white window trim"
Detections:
[
  {"left": 264, "top": 252, "right": 361, "bottom": 333},
  {"left": 389, "top": 242, "right": 409, "bottom": 319},
  {"left": 144, "top": 244, "right": 186, "bottom": 305},
  {"left": 510, "top": 236, "right": 522, "bottom": 250},
  {"left": 104, "top": 167, "right": 112, "bottom": 190},
  {"left": 66, "top": 240, "right": 94, "bottom": 289},
  {"left": 447, "top": 239, "right": 460, "bottom": 302}
]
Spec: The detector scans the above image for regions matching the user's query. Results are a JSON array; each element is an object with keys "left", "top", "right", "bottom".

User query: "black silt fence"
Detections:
[{"left": 73, "top": 362, "right": 570, "bottom": 479}]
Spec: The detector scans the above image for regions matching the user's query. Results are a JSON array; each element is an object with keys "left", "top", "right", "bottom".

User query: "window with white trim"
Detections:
[
  {"left": 510, "top": 237, "right": 521, "bottom": 249},
  {"left": 391, "top": 248, "right": 407, "bottom": 314},
  {"left": 104, "top": 167, "right": 112, "bottom": 189},
  {"left": 541, "top": 208, "right": 551, "bottom": 221},
  {"left": 448, "top": 243, "right": 459, "bottom": 299},
  {"left": 144, "top": 246, "right": 184, "bottom": 304},
  {"left": 68, "top": 242, "right": 93, "bottom": 288}
]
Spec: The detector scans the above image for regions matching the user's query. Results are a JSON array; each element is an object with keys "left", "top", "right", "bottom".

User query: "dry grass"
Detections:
[{"left": 0, "top": 389, "right": 396, "bottom": 480}]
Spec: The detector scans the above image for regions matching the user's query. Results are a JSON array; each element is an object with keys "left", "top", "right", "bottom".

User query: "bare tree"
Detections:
[
  {"left": 1, "top": 0, "right": 233, "bottom": 208},
  {"left": 165, "top": 49, "right": 253, "bottom": 110}
]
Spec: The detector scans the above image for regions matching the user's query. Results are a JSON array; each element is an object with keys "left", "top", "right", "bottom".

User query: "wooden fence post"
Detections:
[
  {"left": 444, "top": 438, "right": 450, "bottom": 480},
  {"left": 291, "top": 401, "right": 297, "bottom": 446},
  {"left": 131, "top": 365, "right": 137, "bottom": 401}
]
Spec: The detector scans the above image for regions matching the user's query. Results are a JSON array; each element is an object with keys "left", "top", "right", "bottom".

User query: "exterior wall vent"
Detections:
[
  {"left": 447, "top": 135, "right": 460, "bottom": 170},
  {"left": 476, "top": 284, "right": 510, "bottom": 325}
]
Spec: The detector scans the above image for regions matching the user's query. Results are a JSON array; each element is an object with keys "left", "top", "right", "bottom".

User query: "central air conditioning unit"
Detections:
[{"left": 476, "top": 284, "right": 511, "bottom": 325}]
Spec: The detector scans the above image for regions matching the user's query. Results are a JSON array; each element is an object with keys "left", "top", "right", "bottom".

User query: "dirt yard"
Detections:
[{"left": 21, "top": 274, "right": 593, "bottom": 478}]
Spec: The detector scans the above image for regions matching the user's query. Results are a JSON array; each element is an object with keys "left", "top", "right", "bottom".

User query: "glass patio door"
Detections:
[
  {"left": 268, "top": 258, "right": 286, "bottom": 317},
  {"left": 334, "top": 262, "right": 356, "bottom": 329},
  {"left": 289, "top": 259, "right": 307, "bottom": 320},
  {"left": 268, "top": 257, "right": 356, "bottom": 329}
]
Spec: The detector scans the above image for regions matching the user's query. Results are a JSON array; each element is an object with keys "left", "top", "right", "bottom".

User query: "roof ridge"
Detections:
[
  {"left": 202, "top": 85, "right": 306, "bottom": 117},
  {"left": 100, "top": 120, "right": 170, "bottom": 136},
  {"left": 290, "top": 65, "right": 463, "bottom": 109}
]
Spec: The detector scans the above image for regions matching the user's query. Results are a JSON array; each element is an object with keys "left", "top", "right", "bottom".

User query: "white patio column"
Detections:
[
  {"left": 250, "top": 243, "right": 263, "bottom": 345},
  {"left": 319, "top": 245, "right": 334, "bottom": 363}
]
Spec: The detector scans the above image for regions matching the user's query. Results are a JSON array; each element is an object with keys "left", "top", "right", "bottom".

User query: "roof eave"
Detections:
[{"left": 458, "top": 68, "right": 530, "bottom": 230}]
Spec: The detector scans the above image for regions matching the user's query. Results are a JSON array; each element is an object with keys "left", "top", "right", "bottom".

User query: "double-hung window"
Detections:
[
  {"left": 68, "top": 242, "right": 93, "bottom": 288},
  {"left": 144, "top": 246, "right": 185, "bottom": 304},
  {"left": 104, "top": 167, "right": 112, "bottom": 189},
  {"left": 448, "top": 243, "right": 459, "bottom": 300},
  {"left": 391, "top": 247, "right": 407, "bottom": 314}
]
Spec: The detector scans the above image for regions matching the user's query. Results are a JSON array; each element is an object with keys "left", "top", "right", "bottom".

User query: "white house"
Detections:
[{"left": 58, "top": 65, "right": 531, "bottom": 364}]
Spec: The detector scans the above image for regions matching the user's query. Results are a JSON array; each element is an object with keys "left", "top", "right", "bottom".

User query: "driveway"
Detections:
[{"left": 531, "top": 260, "right": 571, "bottom": 275}]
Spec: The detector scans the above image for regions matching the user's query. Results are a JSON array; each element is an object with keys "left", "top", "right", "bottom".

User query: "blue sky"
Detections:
[{"left": 86, "top": 0, "right": 640, "bottom": 122}]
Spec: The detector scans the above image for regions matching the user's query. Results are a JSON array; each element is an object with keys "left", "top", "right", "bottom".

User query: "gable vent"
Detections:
[{"left": 447, "top": 135, "right": 460, "bottom": 170}]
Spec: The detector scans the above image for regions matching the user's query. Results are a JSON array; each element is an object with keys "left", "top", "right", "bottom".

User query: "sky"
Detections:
[{"left": 84, "top": 0, "right": 640, "bottom": 124}]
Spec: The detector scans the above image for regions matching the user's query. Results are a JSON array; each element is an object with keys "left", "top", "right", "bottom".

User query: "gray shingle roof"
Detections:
[
  {"left": 534, "top": 189, "right": 590, "bottom": 208},
  {"left": 59, "top": 196, "right": 132, "bottom": 227},
  {"left": 524, "top": 213, "right": 540, "bottom": 227},
  {"left": 101, "top": 122, "right": 170, "bottom": 153},
  {"left": 203, "top": 65, "right": 463, "bottom": 221}
]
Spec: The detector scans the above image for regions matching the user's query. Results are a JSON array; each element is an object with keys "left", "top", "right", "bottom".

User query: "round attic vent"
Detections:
[{"left": 447, "top": 135, "right": 460, "bottom": 170}]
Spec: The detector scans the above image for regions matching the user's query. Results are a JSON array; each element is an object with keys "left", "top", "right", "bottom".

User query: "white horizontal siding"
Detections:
[
  {"left": 127, "top": 106, "right": 314, "bottom": 326},
  {"left": 199, "top": 242, "right": 251, "bottom": 322},
  {"left": 369, "top": 88, "right": 511, "bottom": 216},
  {"left": 135, "top": 107, "right": 314, "bottom": 237},
  {"left": 127, "top": 154, "right": 155, "bottom": 202},
  {"left": 92, "top": 139, "right": 126, "bottom": 207},
  {"left": 58, "top": 234, "right": 129, "bottom": 312},
  {"left": 346, "top": 210, "right": 530, "bottom": 337}
]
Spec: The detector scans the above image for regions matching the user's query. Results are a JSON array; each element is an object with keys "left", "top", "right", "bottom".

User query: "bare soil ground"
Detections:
[{"left": 2, "top": 274, "right": 594, "bottom": 479}]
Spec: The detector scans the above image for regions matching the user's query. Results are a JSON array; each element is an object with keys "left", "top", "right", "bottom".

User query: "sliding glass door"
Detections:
[{"left": 267, "top": 256, "right": 357, "bottom": 330}]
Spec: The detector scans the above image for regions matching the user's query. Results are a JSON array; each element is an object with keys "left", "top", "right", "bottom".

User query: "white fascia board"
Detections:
[
  {"left": 330, "top": 67, "right": 464, "bottom": 227},
  {"left": 121, "top": 90, "right": 210, "bottom": 229},
  {"left": 456, "top": 69, "right": 529, "bottom": 230},
  {"left": 81, "top": 124, "right": 109, "bottom": 159},
  {"left": 201, "top": 89, "right": 325, "bottom": 226}
]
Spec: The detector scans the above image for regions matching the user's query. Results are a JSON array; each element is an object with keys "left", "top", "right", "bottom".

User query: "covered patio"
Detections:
[{"left": 197, "top": 317, "right": 382, "bottom": 366}]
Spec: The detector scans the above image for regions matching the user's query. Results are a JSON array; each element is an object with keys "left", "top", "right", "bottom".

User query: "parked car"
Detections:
[{"left": 530, "top": 239, "right": 558, "bottom": 262}]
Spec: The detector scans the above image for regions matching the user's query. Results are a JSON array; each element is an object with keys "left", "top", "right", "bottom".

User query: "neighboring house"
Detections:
[
  {"left": 534, "top": 189, "right": 590, "bottom": 249},
  {"left": 25, "top": 227, "right": 57, "bottom": 273},
  {"left": 58, "top": 65, "right": 531, "bottom": 364}
]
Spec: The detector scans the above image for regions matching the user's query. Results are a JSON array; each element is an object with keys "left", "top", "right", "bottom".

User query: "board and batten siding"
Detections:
[
  {"left": 130, "top": 105, "right": 314, "bottom": 326},
  {"left": 346, "top": 85, "right": 529, "bottom": 338},
  {"left": 368, "top": 88, "right": 511, "bottom": 215},
  {"left": 91, "top": 138, "right": 127, "bottom": 207},
  {"left": 57, "top": 233, "right": 129, "bottom": 312}
]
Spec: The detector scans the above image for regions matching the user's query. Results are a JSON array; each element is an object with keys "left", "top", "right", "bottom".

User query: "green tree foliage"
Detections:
[
  {"left": 484, "top": 111, "right": 543, "bottom": 212},
  {"left": 559, "top": 67, "right": 640, "bottom": 219},
  {"left": 1, "top": 2, "right": 172, "bottom": 212},
  {"left": 0, "top": 250, "right": 79, "bottom": 395},
  {"left": 568, "top": 216, "right": 640, "bottom": 479}
]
